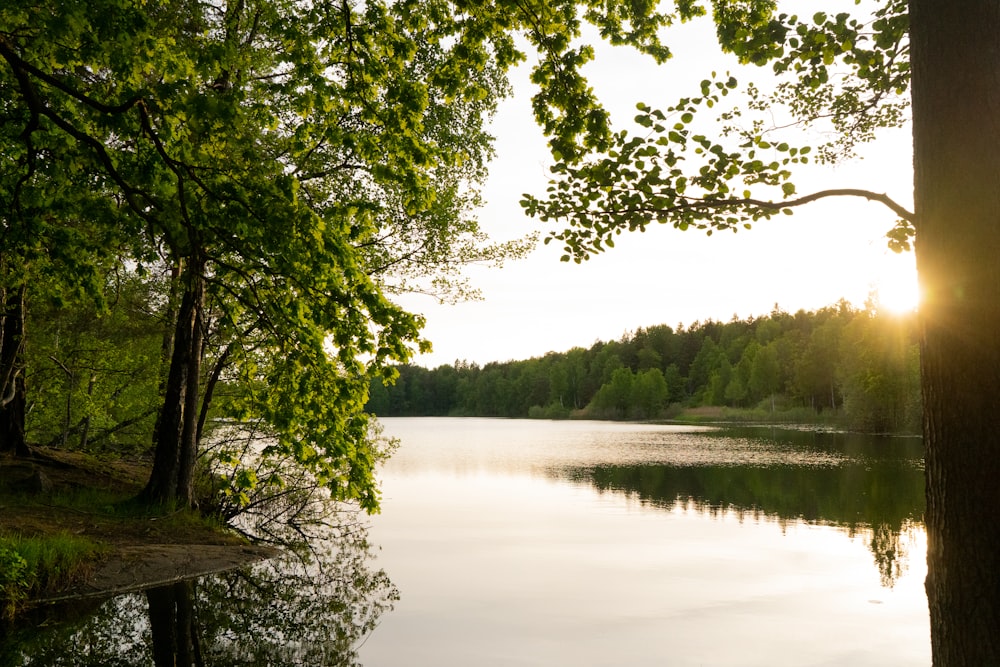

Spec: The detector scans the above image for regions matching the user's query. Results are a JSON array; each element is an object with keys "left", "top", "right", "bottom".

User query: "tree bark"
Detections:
[
  {"left": 0, "top": 284, "right": 29, "bottom": 457},
  {"left": 140, "top": 257, "right": 205, "bottom": 508},
  {"left": 909, "top": 1, "right": 1000, "bottom": 663}
]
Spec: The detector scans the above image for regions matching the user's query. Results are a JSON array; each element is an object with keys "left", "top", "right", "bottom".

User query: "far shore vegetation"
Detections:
[{"left": 368, "top": 299, "right": 921, "bottom": 436}]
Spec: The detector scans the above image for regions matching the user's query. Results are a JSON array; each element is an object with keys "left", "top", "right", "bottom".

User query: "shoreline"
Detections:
[
  {"left": 1, "top": 448, "right": 278, "bottom": 619},
  {"left": 32, "top": 543, "right": 280, "bottom": 607}
]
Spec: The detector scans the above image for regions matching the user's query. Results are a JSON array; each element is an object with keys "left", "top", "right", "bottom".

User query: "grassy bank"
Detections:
[
  {"left": 0, "top": 534, "right": 104, "bottom": 620},
  {"left": 0, "top": 449, "right": 242, "bottom": 620}
]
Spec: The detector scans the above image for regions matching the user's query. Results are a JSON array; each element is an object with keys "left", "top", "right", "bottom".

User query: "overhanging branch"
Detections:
[
  {"left": 713, "top": 188, "right": 914, "bottom": 223},
  {"left": 601, "top": 187, "right": 915, "bottom": 224}
]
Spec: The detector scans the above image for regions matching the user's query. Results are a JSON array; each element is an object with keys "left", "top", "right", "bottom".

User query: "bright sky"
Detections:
[{"left": 397, "top": 13, "right": 918, "bottom": 369}]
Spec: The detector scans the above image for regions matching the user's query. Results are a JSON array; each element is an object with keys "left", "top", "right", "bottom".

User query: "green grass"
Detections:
[
  {"left": 36, "top": 467, "right": 229, "bottom": 523},
  {"left": 1, "top": 450, "right": 249, "bottom": 622},
  {"left": 0, "top": 533, "right": 105, "bottom": 620}
]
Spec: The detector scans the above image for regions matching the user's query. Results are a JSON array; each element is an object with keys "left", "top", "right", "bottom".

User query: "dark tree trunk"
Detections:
[
  {"left": 140, "top": 257, "right": 205, "bottom": 508},
  {"left": 79, "top": 373, "right": 96, "bottom": 449},
  {"left": 909, "top": 1, "right": 1000, "bottom": 663},
  {"left": 0, "top": 284, "right": 29, "bottom": 457}
]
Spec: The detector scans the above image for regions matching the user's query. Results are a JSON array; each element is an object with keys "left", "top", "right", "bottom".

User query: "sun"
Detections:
[{"left": 874, "top": 255, "right": 921, "bottom": 314}]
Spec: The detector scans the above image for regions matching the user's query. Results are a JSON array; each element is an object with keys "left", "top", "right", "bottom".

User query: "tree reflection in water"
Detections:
[
  {"left": 551, "top": 428, "right": 926, "bottom": 588},
  {"left": 565, "top": 458, "right": 924, "bottom": 587},
  {"left": 3, "top": 514, "right": 396, "bottom": 666}
]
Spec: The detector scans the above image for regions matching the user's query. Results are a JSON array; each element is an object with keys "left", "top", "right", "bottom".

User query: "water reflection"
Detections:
[
  {"left": 2, "top": 522, "right": 395, "bottom": 666},
  {"left": 364, "top": 419, "right": 930, "bottom": 666},
  {"left": 555, "top": 427, "right": 925, "bottom": 587},
  {"left": 3, "top": 421, "right": 929, "bottom": 666},
  {"left": 382, "top": 418, "right": 926, "bottom": 587}
]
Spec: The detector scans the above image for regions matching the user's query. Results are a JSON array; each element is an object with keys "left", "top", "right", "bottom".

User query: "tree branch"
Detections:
[
  {"left": 598, "top": 187, "right": 915, "bottom": 224},
  {"left": 0, "top": 38, "right": 144, "bottom": 115},
  {"left": 716, "top": 188, "right": 914, "bottom": 223},
  {"left": 32, "top": 101, "right": 158, "bottom": 223}
]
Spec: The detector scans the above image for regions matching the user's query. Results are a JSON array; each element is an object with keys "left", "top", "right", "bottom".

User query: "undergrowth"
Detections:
[{"left": 0, "top": 533, "right": 104, "bottom": 620}]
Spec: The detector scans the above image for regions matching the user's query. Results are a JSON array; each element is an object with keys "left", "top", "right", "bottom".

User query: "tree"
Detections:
[
  {"left": 0, "top": 64, "right": 122, "bottom": 457},
  {"left": 26, "top": 266, "right": 165, "bottom": 451},
  {"left": 632, "top": 367, "right": 668, "bottom": 418},
  {"left": 725, "top": 339, "right": 756, "bottom": 406},
  {"left": 523, "top": 1, "right": 999, "bottom": 661},
  {"left": 1, "top": 0, "right": 679, "bottom": 508},
  {"left": 705, "top": 357, "right": 732, "bottom": 406},
  {"left": 686, "top": 336, "right": 722, "bottom": 402},
  {"left": 837, "top": 308, "right": 920, "bottom": 433},
  {"left": 589, "top": 366, "right": 634, "bottom": 418},
  {"left": 748, "top": 342, "right": 780, "bottom": 411},
  {"left": 0, "top": 284, "right": 27, "bottom": 456},
  {"left": 793, "top": 311, "right": 845, "bottom": 410},
  {"left": 663, "top": 363, "right": 686, "bottom": 404},
  {"left": 909, "top": 6, "right": 1000, "bottom": 659}
]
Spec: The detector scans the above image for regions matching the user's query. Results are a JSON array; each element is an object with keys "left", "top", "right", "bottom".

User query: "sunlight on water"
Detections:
[
  {"left": 379, "top": 418, "right": 856, "bottom": 475},
  {"left": 361, "top": 418, "right": 930, "bottom": 667}
]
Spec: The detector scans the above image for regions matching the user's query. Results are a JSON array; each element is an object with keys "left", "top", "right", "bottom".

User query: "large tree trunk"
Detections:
[
  {"left": 0, "top": 284, "right": 29, "bottom": 457},
  {"left": 909, "top": 1, "right": 1000, "bottom": 663},
  {"left": 139, "top": 257, "right": 205, "bottom": 508}
]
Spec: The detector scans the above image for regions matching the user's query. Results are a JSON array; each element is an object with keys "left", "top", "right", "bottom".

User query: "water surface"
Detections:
[
  {"left": 359, "top": 418, "right": 929, "bottom": 666},
  {"left": 2, "top": 418, "right": 930, "bottom": 665}
]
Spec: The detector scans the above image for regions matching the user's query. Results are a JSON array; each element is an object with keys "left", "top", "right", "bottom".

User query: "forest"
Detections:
[{"left": 368, "top": 298, "right": 921, "bottom": 434}]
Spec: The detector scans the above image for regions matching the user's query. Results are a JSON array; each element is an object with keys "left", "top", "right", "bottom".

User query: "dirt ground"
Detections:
[{"left": 0, "top": 449, "right": 278, "bottom": 606}]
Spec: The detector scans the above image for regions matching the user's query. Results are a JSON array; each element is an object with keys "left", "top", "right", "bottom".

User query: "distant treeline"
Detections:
[{"left": 367, "top": 300, "right": 922, "bottom": 433}]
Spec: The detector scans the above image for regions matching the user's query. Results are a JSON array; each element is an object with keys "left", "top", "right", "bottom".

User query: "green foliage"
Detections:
[
  {"left": 1, "top": 0, "right": 691, "bottom": 508},
  {"left": 748, "top": 342, "right": 780, "bottom": 407},
  {"left": 25, "top": 267, "right": 164, "bottom": 452},
  {"left": 838, "top": 310, "right": 921, "bottom": 433},
  {"left": 590, "top": 366, "right": 635, "bottom": 418},
  {"left": 632, "top": 367, "right": 670, "bottom": 418},
  {"left": 0, "top": 546, "right": 28, "bottom": 619},
  {"left": 368, "top": 301, "right": 922, "bottom": 433},
  {"left": 0, "top": 534, "right": 102, "bottom": 619},
  {"left": 521, "top": 1, "right": 914, "bottom": 262}
]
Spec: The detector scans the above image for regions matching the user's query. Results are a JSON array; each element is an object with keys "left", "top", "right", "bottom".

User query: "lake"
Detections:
[
  {"left": 359, "top": 418, "right": 930, "bottom": 667},
  {"left": 2, "top": 418, "right": 931, "bottom": 665}
]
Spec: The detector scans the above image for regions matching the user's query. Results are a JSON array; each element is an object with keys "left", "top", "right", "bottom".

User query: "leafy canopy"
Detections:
[
  {"left": 1, "top": 0, "right": 685, "bottom": 508},
  {"left": 521, "top": 0, "right": 915, "bottom": 261}
]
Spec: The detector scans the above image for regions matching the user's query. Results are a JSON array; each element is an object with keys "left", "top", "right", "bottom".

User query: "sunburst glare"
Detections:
[{"left": 873, "top": 253, "right": 920, "bottom": 314}]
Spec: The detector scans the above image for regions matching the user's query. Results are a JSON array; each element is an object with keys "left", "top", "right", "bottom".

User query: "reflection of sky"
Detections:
[{"left": 363, "top": 418, "right": 930, "bottom": 667}]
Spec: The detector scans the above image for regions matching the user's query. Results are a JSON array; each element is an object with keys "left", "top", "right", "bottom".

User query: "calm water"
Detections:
[
  {"left": 359, "top": 418, "right": 930, "bottom": 667},
  {"left": 2, "top": 418, "right": 931, "bottom": 665}
]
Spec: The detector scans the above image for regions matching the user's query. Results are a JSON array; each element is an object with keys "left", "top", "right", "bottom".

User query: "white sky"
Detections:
[{"left": 397, "top": 13, "right": 917, "bottom": 368}]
